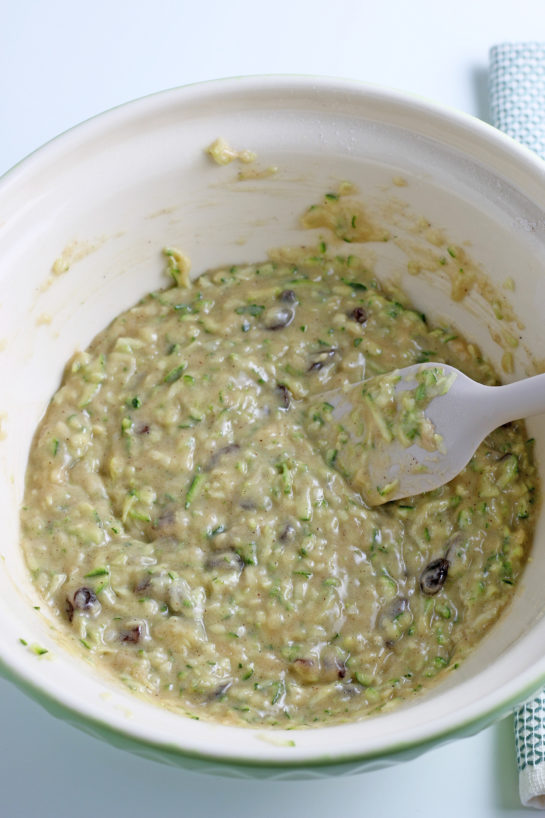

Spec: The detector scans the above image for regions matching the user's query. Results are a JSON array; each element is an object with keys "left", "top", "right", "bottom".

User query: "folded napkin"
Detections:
[
  {"left": 489, "top": 42, "right": 545, "bottom": 810},
  {"left": 515, "top": 692, "right": 545, "bottom": 810},
  {"left": 489, "top": 42, "right": 545, "bottom": 158}
]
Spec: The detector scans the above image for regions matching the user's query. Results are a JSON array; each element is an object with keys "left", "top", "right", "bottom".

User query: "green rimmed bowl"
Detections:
[{"left": 1, "top": 76, "right": 545, "bottom": 778}]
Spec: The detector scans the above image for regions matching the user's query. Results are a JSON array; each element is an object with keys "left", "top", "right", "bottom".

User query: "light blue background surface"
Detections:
[{"left": 2, "top": 2, "right": 545, "bottom": 815}]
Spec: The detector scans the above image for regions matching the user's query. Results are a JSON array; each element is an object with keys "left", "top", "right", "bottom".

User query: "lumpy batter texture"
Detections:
[{"left": 21, "top": 251, "right": 537, "bottom": 727}]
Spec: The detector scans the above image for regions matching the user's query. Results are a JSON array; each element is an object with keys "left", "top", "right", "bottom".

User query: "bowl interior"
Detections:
[{"left": 1, "top": 77, "right": 545, "bottom": 773}]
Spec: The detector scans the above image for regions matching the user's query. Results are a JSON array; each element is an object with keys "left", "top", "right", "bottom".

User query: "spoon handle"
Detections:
[{"left": 490, "top": 371, "right": 545, "bottom": 427}]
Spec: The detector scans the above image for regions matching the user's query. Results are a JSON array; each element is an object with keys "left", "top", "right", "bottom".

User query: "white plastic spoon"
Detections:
[{"left": 304, "top": 363, "right": 545, "bottom": 506}]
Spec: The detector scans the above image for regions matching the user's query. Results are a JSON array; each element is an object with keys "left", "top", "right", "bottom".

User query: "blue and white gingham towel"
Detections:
[{"left": 489, "top": 42, "right": 545, "bottom": 810}]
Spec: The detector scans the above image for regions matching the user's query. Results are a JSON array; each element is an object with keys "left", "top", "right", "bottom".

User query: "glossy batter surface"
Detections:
[{"left": 21, "top": 252, "right": 537, "bottom": 726}]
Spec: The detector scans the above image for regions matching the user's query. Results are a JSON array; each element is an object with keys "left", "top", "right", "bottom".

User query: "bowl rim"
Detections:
[
  {"left": 3, "top": 71, "right": 545, "bottom": 193},
  {"left": 2, "top": 654, "right": 545, "bottom": 772},
  {"left": 3, "top": 73, "right": 545, "bottom": 771}
]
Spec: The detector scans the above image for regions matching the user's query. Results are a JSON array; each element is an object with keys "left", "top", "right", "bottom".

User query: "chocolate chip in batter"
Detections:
[
  {"left": 263, "top": 305, "right": 295, "bottom": 330},
  {"left": 120, "top": 624, "right": 142, "bottom": 644},
  {"left": 210, "top": 681, "right": 232, "bottom": 700},
  {"left": 134, "top": 575, "right": 152, "bottom": 594},
  {"left": 276, "top": 383, "right": 291, "bottom": 409},
  {"left": 65, "top": 598, "right": 75, "bottom": 623},
  {"left": 307, "top": 347, "right": 336, "bottom": 372},
  {"left": 349, "top": 306, "right": 367, "bottom": 324},
  {"left": 279, "top": 522, "right": 296, "bottom": 542},
  {"left": 73, "top": 586, "right": 98, "bottom": 611},
  {"left": 206, "top": 443, "right": 240, "bottom": 471},
  {"left": 204, "top": 550, "right": 244, "bottom": 573},
  {"left": 387, "top": 596, "right": 408, "bottom": 620},
  {"left": 279, "top": 289, "right": 297, "bottom": 303},
  {"left": 420, "top": 558, "right": 450, "bottom": 595}
]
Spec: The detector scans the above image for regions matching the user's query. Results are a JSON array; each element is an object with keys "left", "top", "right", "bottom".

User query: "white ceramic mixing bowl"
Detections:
[{"left": 1, "top": 76, "right": 545, "bottom": 778}]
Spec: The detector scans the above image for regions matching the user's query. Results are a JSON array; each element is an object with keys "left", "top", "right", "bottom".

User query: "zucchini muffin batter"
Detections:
[{"left": 21, "top": 250, "right": 537, "bottom": 727}]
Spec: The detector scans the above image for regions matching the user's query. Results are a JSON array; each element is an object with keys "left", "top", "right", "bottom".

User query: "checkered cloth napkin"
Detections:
[
  {"left": 489, "top": 42, "right": 545, "bottom": 810},
  {"left": 490, "top": 42, "right": 545, "bottom": 157}
]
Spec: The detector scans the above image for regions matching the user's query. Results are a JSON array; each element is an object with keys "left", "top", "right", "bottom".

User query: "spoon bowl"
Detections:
[{"left": 306, "top": 363, "right": 545, "bottom": 505}]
